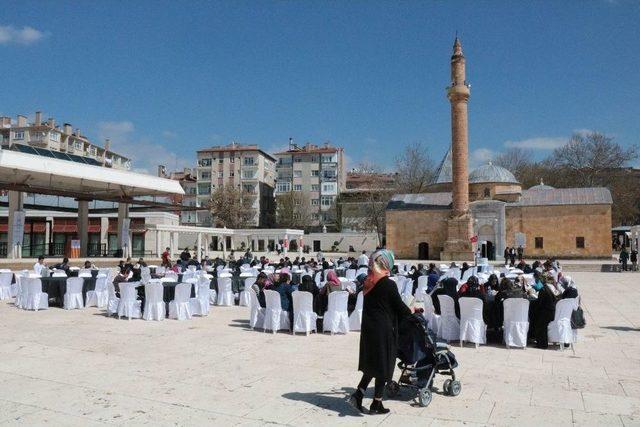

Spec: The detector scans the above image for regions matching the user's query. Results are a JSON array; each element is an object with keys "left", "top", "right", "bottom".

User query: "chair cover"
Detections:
[
  {"left": 437, "top": 295, "right": 460, "bottom": 342},
  {"left": 51, "top": 270, "right": 68, "bottom": 277},
  {"left": 188, "top": 265, "right": 197, "bottom": 272},
  {"left": 323, "top": 291, "right": 349, "bottom": 335},
  {"left": 239, "top": 277, "right": 256, "bottom": 307},
  {"left": 164, "top": 271, "right": 179, "bottom": 281},
  {"left": 117, "top": 282, "right": 142, "bottom": 319},
  {"left": 140, "top": 267, "right": 152, "bottom": 285},
  {"left": 348, "top": 291, "right": 364, "bottom": 331},
  {"left": 23, "top": 277, "right": 49, "bottom": 311},
  {"left": 0, "top": 272, "right": 12, "bottom": 300},
  {"left": 143, "top": 281, "right": 166, "bottom": 321},
  {"left": 459, "top": 297, "right": 486, "bottom": 346},
  {"left": 503, "top": 298, "right": 530, "bottom": 348},
  {"left": 423, "top": 296, "right": 441, "bottom": 334},
  {"left": 548, "top": 298, "right": 579, "bottom": 348},
  {"left": 248, "top": 288, "right": 265, "bottom": 329},
  {"left": 216, "top": 277, "right": 234, "bottom": 306},
  {"left": 64, "top": 277, "right": 85, "bottom": 310},
  {"left": 169, "top": 282, "right": 193, "bottom": 320},
  {"left": 345, "top": 269, "right": 357, "bottom": 281},
  {"left": 190, "top": 279, "right": 211, "bottom": 316},
  {"left": 292, "top": 291, "right": 317, "bottom": 335},
  {"left": 86, "top": 275, "right": 109, "bottom": 308},
  {"left": 78, "top": 268, "right": 93, "bottom": 278},
  {"left": 107, "top": 281, "right": 119, "bottom": 316},
  {"left": 11, "top": 270, "right": 27, "bottom": 298},
  {"left": 263, "top": 289, "right": 290, "bottom": 333},
  {"left": 414, "top": 276, "right": 428, "bottom": 302}
]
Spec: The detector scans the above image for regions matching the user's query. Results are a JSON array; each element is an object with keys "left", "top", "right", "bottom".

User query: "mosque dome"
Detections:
[
  {"left": 469, "top": 162, "right": 519, "bottom": 184},
  {"left": 528, "top": 179, "right": 555, "bottom": 191}
]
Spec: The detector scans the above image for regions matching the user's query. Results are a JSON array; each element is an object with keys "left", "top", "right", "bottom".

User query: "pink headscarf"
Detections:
[{"left": 326, "top": 270, "right": 340, "bottom": 286}]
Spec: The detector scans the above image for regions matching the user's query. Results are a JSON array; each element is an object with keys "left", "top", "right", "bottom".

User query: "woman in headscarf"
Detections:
[
  {"left": 531, "top": 273, "right": 557, "bottom": 349},
  {"left": 324, "top": 270, "right": 342, "bottom": 294},
  {"left": 431, "top": 277, "right": 460, "bottom": 318},
  {"left": 349, "top": 250, "right": 411, "bottom": 415}
]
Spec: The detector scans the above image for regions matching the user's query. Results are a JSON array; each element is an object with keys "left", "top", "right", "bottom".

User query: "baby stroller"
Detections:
[{"left": 386, "top": 313, "right": 461, "bottom": 407}]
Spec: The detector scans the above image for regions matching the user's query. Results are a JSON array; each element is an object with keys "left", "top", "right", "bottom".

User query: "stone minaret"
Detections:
[{"left": 442, "top": 37, "right": 474, "bottom": 261}]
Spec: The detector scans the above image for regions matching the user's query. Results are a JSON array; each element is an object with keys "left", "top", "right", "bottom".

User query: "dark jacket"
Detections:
[
  {"left": 358, "top": 277, "right": 411, "bottom": 381},
  {"left": 273, "top": 282, "right": 294, "bottom": 312}
]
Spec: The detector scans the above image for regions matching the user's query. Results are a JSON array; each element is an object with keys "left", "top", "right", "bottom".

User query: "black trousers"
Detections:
[{"left": 358, "top": 374, "right": 386, "bottom": 399}]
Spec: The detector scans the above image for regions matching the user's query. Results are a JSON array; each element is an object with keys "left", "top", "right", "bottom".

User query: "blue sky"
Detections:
[{"left": 1, "top": 0, "right": 639, "bottom": 172}]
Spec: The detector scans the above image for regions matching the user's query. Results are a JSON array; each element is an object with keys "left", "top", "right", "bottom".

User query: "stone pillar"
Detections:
[
  {"left": 442, "top": 37, "right": 474, "bottom": 261},
  {"left": 197, "top": 233, "right": 202, "bottom": 260},
  {"left": 100, "top": 217, "right": 109, "bottom": 255},
  {"left": 7, "top": 191, "right": 24, "bottom": 259},
  {"left": 155, "top": 230, "right": 161, "bottom": 257},
  {"left": 283, "top": 233, "right": 289, "bottom": 255},
  {"left": 221, "top": 235, "right": 227, "bottom": 259},
  {"left": 298, "top": 235, "right": 304, "bottom": 257},
  {"left": 78, "top": 200, "right": 89, "bottom": 258}
]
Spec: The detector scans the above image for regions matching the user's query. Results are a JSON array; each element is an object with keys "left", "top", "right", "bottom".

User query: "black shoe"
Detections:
[
  {"left": 348, "top": 390, "right": 364, "bottom": 413},
  {"left": 369, "top": 399, "right": 390, "bottom": 415}
]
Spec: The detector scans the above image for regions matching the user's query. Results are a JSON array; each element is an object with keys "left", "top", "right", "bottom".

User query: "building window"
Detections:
[
  {"left": 311, "top": 184, "right": 320, "bottom": 191},
  {"left": 230, "top": 156, "right": 234, "bottom": 163},
  {"left": 293, "top": 184, "right": 302, "bottom": 191},
  {"left": 535, "top": 237, "right": 543, "bottom": 249},
  {"left": 322, "top": 154, "right": 335, "bottom": 163},
  {"left": 218, "top": 171, "right": 223, "bottom": 178},
  {"left": 49, "top": 132, "right": 61, "bottom": 142},
  {"left": 311, "top": 199, "right": 319, "bottom": 206},
  {"left": 293, "top": 170, "right": 302, "bottom": 178},
  {"left": 484, "top": 187, "right": 491, "bottom": 198},
  {"left": 243, "top": 157, "right": 255, "bottom": 166},
  {"left": 576, "top": 237, "right": 585, "bottom": 248},
  {"left": 322, "top": 183, "right": 336, "bottom": 193},
  {"left": 229, "top": 171, "right": 235, "bottom": 177},
  {"left": 199, "top": 158, "right": 212, "bottom": 167},
  {"left": 200, "top": 171, "right": 211, "bottom": 179},
  {"left": 294, "top": 156, "right": 302, "bottom": 163},
  {"left": 13, "top": 131, "right": 24, "bottom": 140},
  {"left": 276, "top": 182, "right": 291, "bottom": 193},
  {"left": 312, "top": 213, "right": 320, "bottom": 220},
  {"left": 197, "top": 183, "right": 211, "bottom": 195},
  {"left": 311, "top": 169, "right": 319, "bottom": 177},
  {"left": 321, "top": 196, "right": 333, "bottom": 206}
]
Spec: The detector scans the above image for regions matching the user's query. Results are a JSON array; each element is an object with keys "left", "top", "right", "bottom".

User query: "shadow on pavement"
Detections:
[
  {"left": 282, "top": 387, "right": 365, "bottom": 417},
  {"left": 601, "top": 326, "right": 640, "bottom": 332}
]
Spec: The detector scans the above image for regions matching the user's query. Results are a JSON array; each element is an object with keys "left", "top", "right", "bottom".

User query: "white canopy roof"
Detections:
[{"left": 0, "top": 147, "right": 184, "bottom": 200}]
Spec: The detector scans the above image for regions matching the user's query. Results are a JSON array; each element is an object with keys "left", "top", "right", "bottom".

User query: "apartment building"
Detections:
[
  {"left": 0, "top": 112, "right": 130, "bottom": 169},
  {"left": 196, "top": 142, "right": 276, "bottom": 227},
  {"left": 274, "top": 142, "right": 346, "bottom": 229},
  {"left": 165, "top": 168, "right": 198, "bottom": 225}
]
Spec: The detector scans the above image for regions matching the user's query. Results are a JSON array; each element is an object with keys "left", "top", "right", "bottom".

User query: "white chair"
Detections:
[
  {"left": 356, "top": 267, "right": 368, "bottom": 277},
  {"left": 548, "top": 298, "right": 579, "bottom": 351},
  {"left": 188, "top": 265, "right": 197, "bottom": 273},
  {"left": 190, "top": 279, "right": 211, "bottom": 316},
  {"left": 51, "top": 270, "right": 67, "bottom": 278},
  {"left": 98, "top": 268, "right": 112, "bottom": 281},
  {"left": 348, "top": 291, "right": 364, "bottom": 331},
  {"left": 107, "top": 281, "right": 120, "bottom": 316},
  {"left": 239, "top": 277, "right": 256, "bottom": 307},
  {"left": 140, "top": 267, "right": 151, "bottom": 285},
  {"left": 85, "top": 275, "right": 109, "bottom": 308},
  {"left": 78, "top": 268, "right": 93, "bottom": 278},
  {"left": 142, "top": 280, "right": 166, "bottom": 321},
  {"left": 0, "top": 272, "right": 12, "bottom": 300},
  {"left": 459, "top": 297, "right": 486, "bottom": 347},
  {"left": 117, "top": 282, "right": 142, "bottom": 320},
  {"left": 292, "top": 291, "right": 317, "bottom": 335},
  {"left": 63, "top": 277, "right": 85, "bottom": 310},
  {"left": 248, "top": 288, "right": 265, "bottom": 329},
  {"left": 263, "top": 289, "right": 290, "bottom": 333},
  {"left": 422, "top": 295, "right": 441, "bottom": 335},
  {"left": 503, "top": 298, "right": 530, "bottom": 348},
  {"left": 437, "top": 295, "right": 460, "bottom": 342},
  {"left": 345, "top": 269, "right": 357, "bottom": 281},
  {"left": 164, "top": 271, "right": 179, "bottom": 282},
  {"left": 11, "top": 270, "right": 27, "bottom": 298},
  {"left": 23, "top": 277, "right": 48, "bottom": 311},
  {"left": 414, "top": 276, "right": 428, "bottom": 302},
  {"left": 169, "top": 282, "right": 193, "bottom": 320},
  {"left": 216, "top": 277, "right": 234, "bottom": 306},
  {"left": 323, "top": 291, "right": 349, "bottom": 335}
]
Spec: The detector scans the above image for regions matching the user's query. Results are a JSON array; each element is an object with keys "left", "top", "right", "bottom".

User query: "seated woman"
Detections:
[
  {"left": 298, "top": 274, "right": 320, "bottom": 313},
  {"left": 490, "top": 278, "right": 526, "bottom": 330},
  {"left": 431, "top": 277, "right": 460, "bottom": 318},
  {"left": 458, "top": 276, "right": 485, "bottom": 301},
  {"left": 317, "top": 270, "right": 343, "bottom": 314},
  {"left": 272, "top": 272, "right": 294, "bottom": 323},
  {"left": 531, "top": 273, "right": 558, "bottom": 349}
]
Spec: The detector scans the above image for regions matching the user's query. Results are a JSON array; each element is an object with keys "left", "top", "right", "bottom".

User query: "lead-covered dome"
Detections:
[{"left": 469, "top": 162, "right": 518, "bottom": 184}]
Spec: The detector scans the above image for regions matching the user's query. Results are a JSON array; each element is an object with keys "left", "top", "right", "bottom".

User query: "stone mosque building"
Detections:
[{"left": 386, "top": 38, "right": 612, "bottom": 261}]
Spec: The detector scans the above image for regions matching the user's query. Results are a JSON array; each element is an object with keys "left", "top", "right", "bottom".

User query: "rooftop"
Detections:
[
  {"left": 274, "top": 142, "right": 342, "bottom": 155},
  {"left": 197, "top": 143, "right": 275, "bottom": 161}
]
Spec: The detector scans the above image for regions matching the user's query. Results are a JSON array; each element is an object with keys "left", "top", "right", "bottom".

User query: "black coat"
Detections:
[{"left": 358, "top": 277, "right": 411, "bottom": 381}]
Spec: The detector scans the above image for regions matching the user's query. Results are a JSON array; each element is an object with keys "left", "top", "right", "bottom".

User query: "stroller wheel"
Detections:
[
  {"left": 385, "top": 381, "right": 400, "bottom": 398},
  {"left": 443, "top": 379, "right": 452, "bottom": 394},
  {"left": 449, "top": 380, "right": 462, "bottom": 396},
  {"left": 417, "top": 388, "right": 432, "bottom": 407}
]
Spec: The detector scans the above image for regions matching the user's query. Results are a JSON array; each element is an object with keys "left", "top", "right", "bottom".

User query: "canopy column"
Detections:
[
  {"left": 283, "top": 233, "right": 289, "bottom": 255},
  {"left": 155, "top": 230, "right": 161, "bottom": 257},
  {"left": 117, "top": 203, "right": 130, "bottom": 258},
  {"left": 221, "top": 235, "right": 227, "bottom": 259},
  {"left": 7, "top": 191, "right": 24, "bottom": 259},
  {"left": 197, "top": 233, "right": 202, "bottom": 260},
  {"left": 78, "top": 199, "right": 89, "bottom": 258},
  {"left": 100, "top": 217, "right": 109, "bottom": 255},
  {"left": 298, "top": 235, "right": 304, "bottom": 257}
]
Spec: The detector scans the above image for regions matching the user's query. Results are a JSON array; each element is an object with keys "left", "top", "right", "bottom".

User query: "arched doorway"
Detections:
[
  {"left": 477, "top": 224, "right": 496, "bottom": 260},
  {"left": 481, "top": 241, "right": 495, "bottom": 260},
  {"left": 418, "top": 242, "right": 429, "bottom": 260}
]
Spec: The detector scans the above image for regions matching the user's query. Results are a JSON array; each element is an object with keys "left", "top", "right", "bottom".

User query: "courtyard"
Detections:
[{"left": 0, "top": 271, "right": 639, "bottom": 426}]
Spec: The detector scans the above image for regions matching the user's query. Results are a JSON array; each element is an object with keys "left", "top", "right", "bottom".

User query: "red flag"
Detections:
[{"left": 470, "top": 235, "right": 478, "bottom": 243}]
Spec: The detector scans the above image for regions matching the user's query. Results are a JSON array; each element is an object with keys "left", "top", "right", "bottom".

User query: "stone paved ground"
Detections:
[{"left": 0, "top": 271, "right": 639, "bottom": 426}]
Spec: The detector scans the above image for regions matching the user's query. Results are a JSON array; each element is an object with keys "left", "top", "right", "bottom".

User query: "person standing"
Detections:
[
  {"left": 357, "top": 250, "right": 369, "bottom": 268},
  {"left": 503, "top": 247, "right": 510, "bottom": 266},
  {"left": 620, "top": 247, "right": 629, "bottom": 272},
  {"left": 509, "top": 247, "right": 516, "bottom": 266},
  {"left": 631, "top": 249, "right": 638, "bottom": 272},
  {"left": 349, "top": 250, "right": 411, "bottom": 415},
  {"left": 161, "top": 247, "right": 171, "bottom": 267},
  {"left": 517, "top": 245, "right": 524, "bottom": 261},
  {"left": 33, "top": 256, "right": 46, "bottom": 276}
]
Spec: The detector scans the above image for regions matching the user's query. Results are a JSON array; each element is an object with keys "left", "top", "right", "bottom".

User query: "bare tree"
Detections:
[
  {"left": 275, "top": 191, "right": 312, "bottom": 230},
  {"left": 492, "top": 147, "right": 534, "bottom": 181},
  {"left": 208, "top": 186, "right": 256, "bottom": 228},
  {"left": 394, "top": 142, "right": 436, "bottom": 193}
]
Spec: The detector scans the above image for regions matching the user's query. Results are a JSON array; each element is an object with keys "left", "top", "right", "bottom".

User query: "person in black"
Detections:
[
  {"left": 490, "top": 278, "right": 525, "bottom": 330},
  {"left": 531, "top": 274, "right": 557, "bottom": 349},
  {"left": 517, "top": 245, "right": 524, "bottom": 260},
  {"left": 54, "top": 257, "right": 71, "bottom": 273},
  {"left": 349, "top": 250, "right": 411, "bottom": 415},
  {"left": 298, "top": 274, "right": 320, "bottom": 313},
  {"left": 503, "top": 247, "right": 510, "bottom": 265},
  {"left": 180, "top": 248, "right": 191, "bottom": 263},
  {"left": 631, "top": 249, "right": 638, "bottom": 272},
  {"left": 620, "top": 248, "right": 629, "bottom": 271},
  {"left": 431, "top": 277, "right": 460, "bottom": 318}
]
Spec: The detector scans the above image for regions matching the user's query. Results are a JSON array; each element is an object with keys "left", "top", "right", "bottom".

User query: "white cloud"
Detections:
[
  {"left": 97, "top": 120, "right": 135, "bottom": 142},
  {"left": 504, "top": 136, "right": 567, "bottom": 150},
  {"left": 0, "top": 25, "right": 47, "bottom": 45},
  {"left": 469, "top": 147, "right": 495, "bottom": 169},
  {"left": 162, "top": 130, "right": 177, "bottom": 139}
]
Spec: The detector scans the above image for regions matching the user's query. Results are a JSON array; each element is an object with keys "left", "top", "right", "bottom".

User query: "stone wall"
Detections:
[
  {"left": 386, "top": 209, "right": 449, "bottom": 259},
  {"left": 505, "top": 204, "right": 611, "bottom": 258}
]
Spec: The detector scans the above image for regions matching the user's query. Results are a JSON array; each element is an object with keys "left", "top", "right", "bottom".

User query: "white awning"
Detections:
[{"left": 0, "top": 147, "right": 184, "bottom": 199}]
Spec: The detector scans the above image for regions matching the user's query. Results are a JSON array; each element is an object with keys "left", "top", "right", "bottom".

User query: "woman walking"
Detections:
[{"left": 349, "top": 250, "right": 411, "bottom": 415}]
